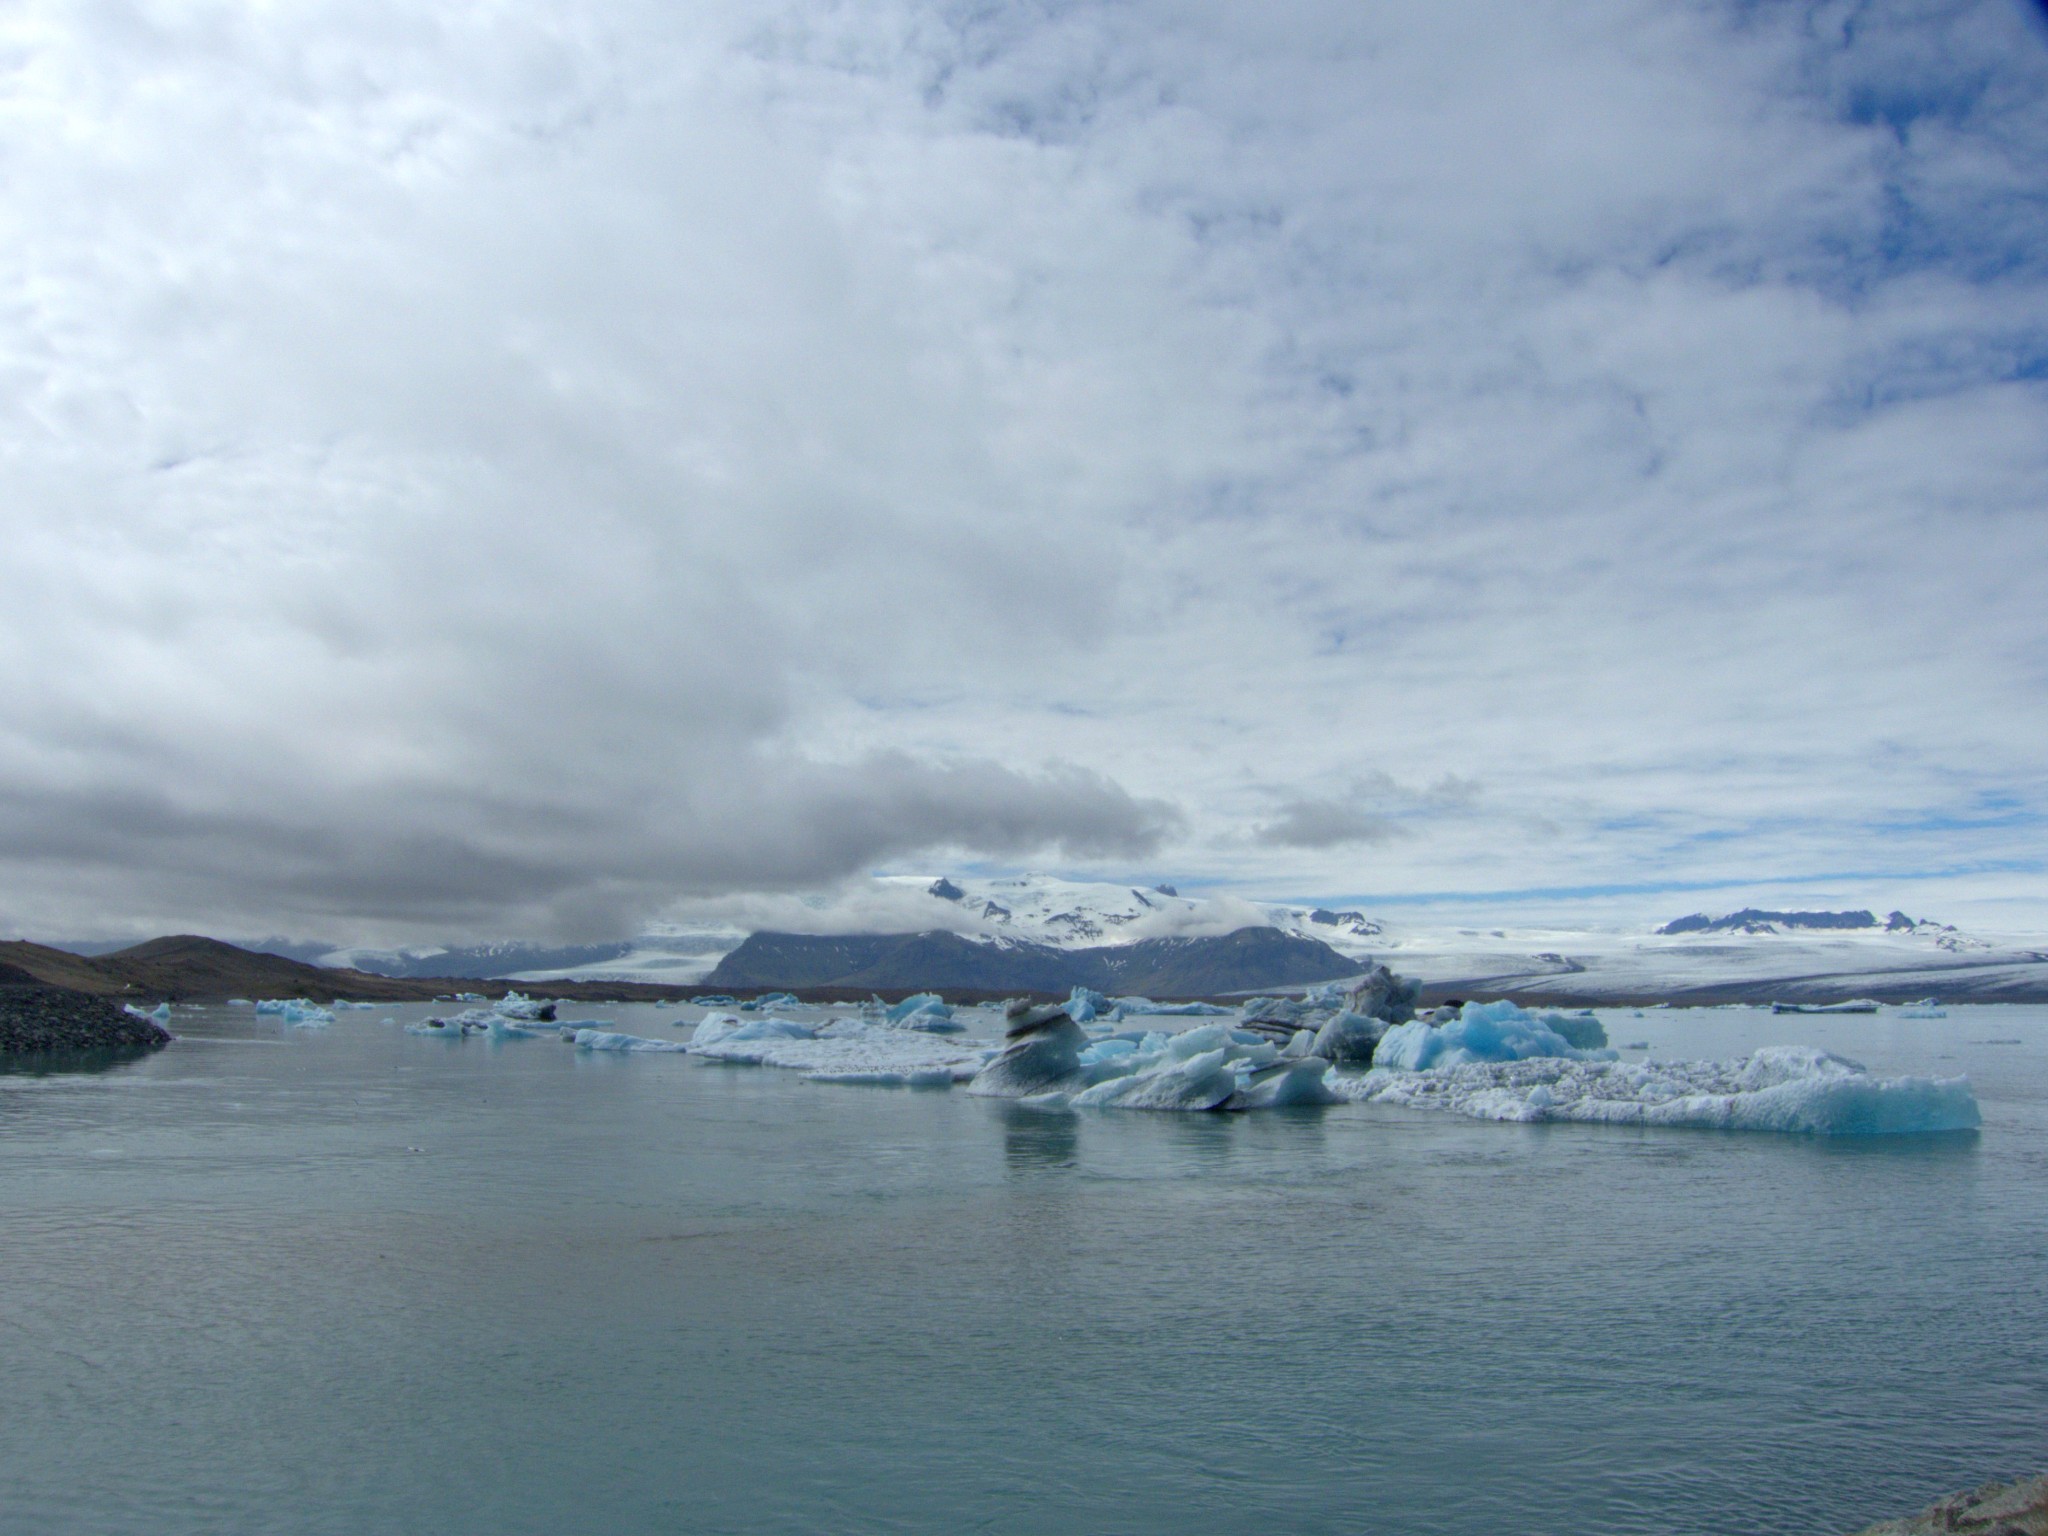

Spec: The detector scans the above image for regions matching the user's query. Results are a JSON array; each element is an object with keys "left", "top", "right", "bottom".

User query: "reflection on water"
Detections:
[
  {"left": 0, "top": 1044, "right": 162, "bottom": 1078},
  {"left": 1001, "top": 1103, "right": 1079, "bottom": 1170}
]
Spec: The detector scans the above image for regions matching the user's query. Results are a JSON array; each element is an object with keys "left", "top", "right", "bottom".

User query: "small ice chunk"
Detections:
[{"left": 573, "top": 1029, "right": 690, "bottom": 1053}]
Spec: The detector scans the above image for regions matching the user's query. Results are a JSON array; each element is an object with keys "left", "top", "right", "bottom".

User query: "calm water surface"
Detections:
[{"left": 3, "top": 1002, "right": 2045, "bottom": 1535}]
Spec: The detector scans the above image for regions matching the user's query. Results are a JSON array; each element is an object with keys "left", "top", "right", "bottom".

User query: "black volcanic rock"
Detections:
[
  {"left": 0, "top": 982, "right": 172, "bottom": 1055},
  {"left": 927, "top": 878, "right": 966, "bottom": 902},
  {"left": 705, "top": 925, "right": 1363, "bottom": 998}
]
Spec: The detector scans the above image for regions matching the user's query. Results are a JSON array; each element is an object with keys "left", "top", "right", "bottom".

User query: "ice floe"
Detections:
[{"left": 692, "top": 1016, "right": 991, "bottom": 1081}]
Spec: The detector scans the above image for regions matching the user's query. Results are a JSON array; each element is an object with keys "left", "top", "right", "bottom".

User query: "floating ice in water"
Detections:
[
  {"left": 340, "top": 1001, "right": 378, "bottom": 1010},
  {"left": 124, "top": 1002, "right": 174, "bottom": 1024},
  {"left": 573, "top": 1028, "right": 690, "bottom": 1053},
  {"left": 1771, "top": 999, "right": 1880, "bottom": 1015},
  {"left": 691, "top": 994, "right": 738, "bottom": 1007},
  {"left": 282, "top": 1002, "right": 335, "bottom": 1028},
  {"left": 456, "top": 993, "right": 488, "bottom": 1003},
  {"left": 407, "top": 1010, "right": 491, "bottom": 1037},
  {"left": 1337, "top": 1043, "right": 1980, "bottom": 1135},
  {"left": 1899, "top": 1005, "right": 1948, "bottom": 1019},
  {"left": 1373, "top": 1000, "right": 1618, "bottom": 1071},
  {"left": 754, "top": 992, "right": 800, "bottom": 1009}
]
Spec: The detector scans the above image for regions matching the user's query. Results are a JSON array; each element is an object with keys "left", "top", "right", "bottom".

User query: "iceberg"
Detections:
[
  {"left": 1372, "top": 1000, "right": 1618, "bottom": 1071},
  {"left": 754, "top": 992, "right": 801, "bottom": 1009},
  {"left": 491, "top": 991, "right": 557, "bottom": 1022},
  {"left": 1312, "top": 1010, "right": 1387, "bottom": 1065},
  {"left": 690, "top": 1013, "right": 817, "bottom": 1048},
  {"left": 124, "top": 1002, "right": 174, "bottom": 1025},
  {"left": 1061, "top": 987, "right": 1112, "bottom": 1024},
  {"left": 967, "top": 1002, "right": 1092, "bottom": 1098},
  {"left": 282, "top": 1002, "right": 335, "bottom": 1028},
  {"left": 972, "top": 1013, "right": 1337, "bottom": 1112},
  {"left": 882, "top": 993, "right": 960, "bottom": 1031},
  {"left": 1337, "top": 1043, "right": 1980, "bottom": 1136}
]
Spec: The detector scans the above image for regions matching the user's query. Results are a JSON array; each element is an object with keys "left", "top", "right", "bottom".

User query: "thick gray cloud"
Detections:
[{"left": 3, "top": 0, "right": 2045, "bottom": 940}]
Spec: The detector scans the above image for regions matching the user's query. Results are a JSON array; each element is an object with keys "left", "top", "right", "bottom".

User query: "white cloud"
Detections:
[{"left": 2, "top": 0, "right": 2045, "bottom": 941}]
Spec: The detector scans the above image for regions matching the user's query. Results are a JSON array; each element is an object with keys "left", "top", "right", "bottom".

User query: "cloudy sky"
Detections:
[{"left": 4, "top": 0, "right": 2046, "bottom": 944}]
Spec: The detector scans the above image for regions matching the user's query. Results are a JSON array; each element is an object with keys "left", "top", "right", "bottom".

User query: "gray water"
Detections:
[{"left": 3, "top": 1002, "right": 2045, "bottom": 1535}]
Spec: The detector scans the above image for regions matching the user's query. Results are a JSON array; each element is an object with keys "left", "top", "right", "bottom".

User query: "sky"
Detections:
[{"left": 3, "top": 0, "right": 2046, "bottom": 945}]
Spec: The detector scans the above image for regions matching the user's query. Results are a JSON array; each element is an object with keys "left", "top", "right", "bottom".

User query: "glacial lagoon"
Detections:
[{"left": 3, "top": 1001, "right": 2045, "bottom": 1535}]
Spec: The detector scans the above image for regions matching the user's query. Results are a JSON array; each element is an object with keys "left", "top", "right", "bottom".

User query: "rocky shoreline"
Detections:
[
  {"left": 0, "top": 971, "right": 175, "bottom": 1056},
  {"left": 1850, "top": 1474, "right": 2048, "bottom": 1535}
]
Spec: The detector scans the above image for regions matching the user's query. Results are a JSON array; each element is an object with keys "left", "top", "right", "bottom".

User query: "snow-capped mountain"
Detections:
[
  {"left": 309, "top": 875, "right": 2047, "bottom": 1002},
  {"left": 889, "top": 873, "right": 1385, "bottom": 950}
]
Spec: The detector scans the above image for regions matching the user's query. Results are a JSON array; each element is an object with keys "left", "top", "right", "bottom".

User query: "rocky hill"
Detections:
[
  {"left": 0, "top": 972, "right": 174, "bottom": 1055},
  {"left": 0, "top": 935, "right": 681, "bottom": 1004}
]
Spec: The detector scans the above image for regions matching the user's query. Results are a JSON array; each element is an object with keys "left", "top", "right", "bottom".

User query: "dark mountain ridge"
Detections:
[
  {"left": 1657, "top": 908, "right": 1941, "bottom": 937},
  {"left": 704, "top": 925, "right": 1363, "bottom": 997}
]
